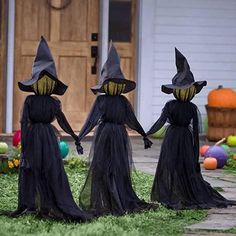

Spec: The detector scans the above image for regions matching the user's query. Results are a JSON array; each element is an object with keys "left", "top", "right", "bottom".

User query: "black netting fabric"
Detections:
[
  {"left": 2, "top": 95, "right": 92, "bottom": 222},
  {"left": 78, "top": 95, "right": 155, "bottom": 216},
  {"left": 147, "top": 99, "right": 236, "bottom": 209}
]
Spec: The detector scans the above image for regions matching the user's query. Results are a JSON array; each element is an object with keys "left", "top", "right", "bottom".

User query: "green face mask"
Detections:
[
  {"left": 173, "top": 85, "right": 196, "bottom": 101},
  {"left": 103, "top": 81, "right": 126, "bottom": 95},
  {"left": 32, "top": 75, "right": 56, "bottom": 95}
]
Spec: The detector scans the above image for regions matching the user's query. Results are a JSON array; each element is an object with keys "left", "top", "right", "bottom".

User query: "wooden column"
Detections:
[{"left": 0, "top": 0, "right": 7, "bottom": 132}]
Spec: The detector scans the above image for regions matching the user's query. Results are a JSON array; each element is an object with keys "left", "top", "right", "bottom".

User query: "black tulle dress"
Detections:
[
  {"left": 13, "top": 95, "right": 91, "bottom": 221},
  {"left": 147, "top": 99, "right": 235, "bottom": 209},
  {"left": 77, "top": 95, "right": 155, "bottom": 216}
]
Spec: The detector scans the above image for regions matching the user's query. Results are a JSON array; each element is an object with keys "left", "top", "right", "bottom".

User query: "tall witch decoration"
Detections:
[
  {"left": 147, "top": 48, "right": 235, "bottom": 209},
  {"left": 77, "top": 43, "right": 155, "bottom": 216},
  {"left": 6, "top": 36, "right": 92, "bottom": 221}
]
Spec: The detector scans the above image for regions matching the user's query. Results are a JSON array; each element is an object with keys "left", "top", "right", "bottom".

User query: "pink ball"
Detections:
[
  {"left": 200, "top": 145, "right": 210, "bottom": 157},
  {"left": 12, "top": 130, "right": 21, "bottom": 147}
]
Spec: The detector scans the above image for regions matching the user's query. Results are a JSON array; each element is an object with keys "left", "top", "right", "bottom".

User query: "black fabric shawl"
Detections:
[
  {"left": 77, "top": 95, "right": 155, "bottom": 216},
  {"left": 147, "top": 99, "right": 236, "bottom": 209}
]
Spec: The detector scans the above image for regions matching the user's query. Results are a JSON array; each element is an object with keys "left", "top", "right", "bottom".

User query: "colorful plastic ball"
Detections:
[
  {"left": 59, "top": 141, "right": 69, "bottom": 159},
  {"left": 227, "top": 135, "right": 236, "bottom": 147},
  {"left": 205, "top": 146, "right": 228, "bottom": 168},
  {"left": 12, "top": 130, "right": 21, "bottom": 147},
  {"left": 203, "top": 157, "right": 217, "bottom": 170},
  {"left": 220, "top": 144, "right": 231, "bottom": 152},
  {"left": 199, "top": 145, "right": 210, "bottom": 157},
  {"left": 0, "top": 142, "right": 8, "bottom": 154}
]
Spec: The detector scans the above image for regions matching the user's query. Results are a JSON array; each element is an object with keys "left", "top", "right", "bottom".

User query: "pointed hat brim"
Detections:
[
  {"left": 91, "top": 78, "right": 136, "bottom": 94},
  {"left": 18, "top": 70, "right": 68, "bottom": 95},
  {"left": 18, "top": 36, "right": 68, "bottom": 95},
  {"left": 161, "top": 80, "right": 207, "bottom": 94}
]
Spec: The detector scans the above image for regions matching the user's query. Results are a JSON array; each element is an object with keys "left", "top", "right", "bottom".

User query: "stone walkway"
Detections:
[{"left": 77, "top": 137, "right": 236, "bottom": 235}]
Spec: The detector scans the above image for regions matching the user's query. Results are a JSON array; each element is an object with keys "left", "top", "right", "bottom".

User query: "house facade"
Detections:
[{"left": 0, "top": 0, "right": 236, "bottom": 133}]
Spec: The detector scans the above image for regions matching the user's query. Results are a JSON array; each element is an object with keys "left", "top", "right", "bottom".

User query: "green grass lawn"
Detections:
[{"left": 0, "top": 158, "right": 207, "bottom": 236}]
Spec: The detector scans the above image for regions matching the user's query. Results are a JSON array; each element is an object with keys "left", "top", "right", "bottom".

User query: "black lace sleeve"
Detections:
[
  {"left": 20, "top": 96, "right": 31, "bottom": 153},
  {"left": 55, "top": 99, "right": 78, "bottom": 143},
  {"left": 77, "top": 96, "right": 102, "bottom": 142},
  {"left": 192, "top": 104, "right": 200, "bottom": 172},
  {"left": 124, "top": 97, "right": 152, "bottom": 149},
  {"left": 124, "top": 97, "right": 146, "bottom": 137},
  {"left": 146, "top": 103, "right": 168, "bottom": 136}
]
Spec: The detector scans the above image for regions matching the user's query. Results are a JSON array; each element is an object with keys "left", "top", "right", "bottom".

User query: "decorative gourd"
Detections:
[
  {"left": 203, "top": 157, "right": 217, "bottom": 170},
  {"left": 204, "top": 146, "right": 228, "bottom": 168},
  {"left": 199, "top": 145, "right": 210, "bottom": 157},
  {"left": 208, "top": 85, "right": 236, "bottom": 108}
]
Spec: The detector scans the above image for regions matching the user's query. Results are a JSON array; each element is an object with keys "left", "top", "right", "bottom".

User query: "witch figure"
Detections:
[
  {"left": 77, "top": 43, "right": 155, "bottom": 216},
  {"left": 6, "top": 36, "right": 92, "bottom": 221},
  {"left": 147, "top": 48, "right": 235, "bottom": 209}
]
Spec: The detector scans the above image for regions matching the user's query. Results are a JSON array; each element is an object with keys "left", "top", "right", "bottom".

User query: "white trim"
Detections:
[
  {"left": 6, "top": 0, "right": 15, "bottom": 133},
  {"left": 136, "top": 0, "right": 155, "bottom": 130},
  {"left": 99, "top": 0, "right": 109, "bottom": 72}
]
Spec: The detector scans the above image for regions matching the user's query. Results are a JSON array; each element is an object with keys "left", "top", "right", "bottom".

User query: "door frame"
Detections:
[
  {"left": 135, "top": 0, "right": 155, "bottom": 130},
  {"left": 5, "top": 0, "right": 141, "bottom": 132},
  {"left": 0, "top": 0, "right": 7, "bottom": 132},
  {"left": 99, "top": 0, "right": 139, "bottom": 109},
  {"left": 5, "top": 0, "right": 15, "bottom": 133}
]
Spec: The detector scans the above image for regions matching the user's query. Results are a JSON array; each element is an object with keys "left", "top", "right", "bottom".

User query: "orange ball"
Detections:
[
  {"left": 203, "top": 157, "right": 217, "bottom": 170},
  {"left": 200, "top": 145, "right": 210, "bottom": 157}
]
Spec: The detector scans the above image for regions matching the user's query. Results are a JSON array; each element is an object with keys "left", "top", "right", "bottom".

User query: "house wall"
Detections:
[{"left": 138, "top": 0, "right": 236, "bottom": 131}]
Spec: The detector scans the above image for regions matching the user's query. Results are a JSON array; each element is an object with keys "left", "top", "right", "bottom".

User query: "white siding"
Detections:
[{"left": 150, "top": 0, "right": 236, "bottom": 128}]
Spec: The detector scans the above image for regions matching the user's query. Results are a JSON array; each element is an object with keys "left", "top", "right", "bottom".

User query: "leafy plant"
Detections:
[
  {"left": 64, "top": 156, "right": 89, "bottom": 172},
  {"left": 0, "top": 144, "right": 21, "bottom": 174}
]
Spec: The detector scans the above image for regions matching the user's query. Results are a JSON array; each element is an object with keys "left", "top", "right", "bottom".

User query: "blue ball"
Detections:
[
  {"left": 59, "top": 141, "right": 69, "bottom": 159},
  {"left": 205, "top": 146, "right": 228, "bottom": 168}
]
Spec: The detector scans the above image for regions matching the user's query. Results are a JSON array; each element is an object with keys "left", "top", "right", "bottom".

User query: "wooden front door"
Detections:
[
  {"left": 13, "top": 0, "right": 99, "bottom": 131},
  {"left": 0, "top": 0, "right": 6, "bottom": 132},
  {"left": 109, "top": 0, "right": 136, "bottom": 105}
]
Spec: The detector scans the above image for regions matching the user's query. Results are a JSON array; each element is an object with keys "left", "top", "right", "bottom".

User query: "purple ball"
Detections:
[{"left": 205, "top": 146, "right": 228, "bottom": 168}]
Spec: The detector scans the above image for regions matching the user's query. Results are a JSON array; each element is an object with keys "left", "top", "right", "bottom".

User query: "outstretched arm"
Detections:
[
  {"left": 125, "top": 97, "right": 152, "bottom": 149},
  {"left": 146, "top": 104, "right": 168, "bottom": 136},
  {"left": 55, "top": 101, "right": 78, "bottom": 143},
  {"left": 20, "top": 96, "right": 31, "bottom": 168},
  {"left": 192, "top": 105, "right": 200, "bottom": 172},
  {"left": 77, "top": 96, "right": 101, "bottom": 142}
]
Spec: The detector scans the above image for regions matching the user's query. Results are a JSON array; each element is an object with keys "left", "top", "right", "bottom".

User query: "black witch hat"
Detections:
[
  {"left": 91, "top": 42, "right": 136, "bottom": 94},
  {"left": 161, "top": 48, "right": 206, "bottom": 94},
  {"left": 18, "top": 36, "right": 67, "bottom": 95}
]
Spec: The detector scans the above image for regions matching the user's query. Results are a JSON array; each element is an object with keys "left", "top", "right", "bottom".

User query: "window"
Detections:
[{"left": 109, "top": 0, "right": 132, "bottom": 42}]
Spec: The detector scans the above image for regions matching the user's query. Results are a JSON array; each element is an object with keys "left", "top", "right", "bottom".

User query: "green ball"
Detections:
[
  {"left": 59, "top": 141, "right": 69, "bottom": 159},
  {"left": 220, "top": 144, "right": 230, "bottom": 151},
  {"left": 0, "top": 142, "right": 8, "bottom": 154},
  {"left": 151, "top": 126, "right": 166, "bottom": 139}
]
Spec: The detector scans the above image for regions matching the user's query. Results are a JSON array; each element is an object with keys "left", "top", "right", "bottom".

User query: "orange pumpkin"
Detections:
[
  {"left": 203, "top": 157, "right": 217, "bottom": 170},
  {"left": 208, "top": 86, "right": 236, "bottom": 108}
]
